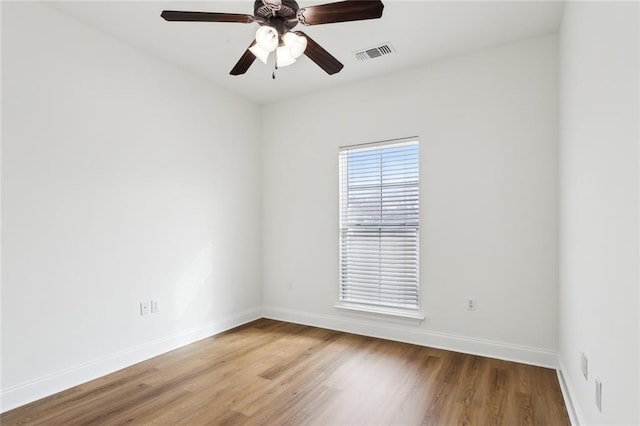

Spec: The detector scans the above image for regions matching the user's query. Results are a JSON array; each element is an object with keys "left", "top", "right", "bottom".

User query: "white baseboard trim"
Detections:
[
  {"left": 262, "top": 306, "right": 558, "bottom": 369},
  {"left": 2, "top": 306, "right": 560, "bottom": 414},
  {"left": 0, "top": 307, "right": 262, "bottom": 413},
  {"left": 557, "top": 356, "right": 585, "bottom": 426}
]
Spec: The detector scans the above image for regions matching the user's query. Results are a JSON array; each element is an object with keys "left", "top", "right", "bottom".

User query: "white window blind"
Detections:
[{"left": 339, "top": 138, "right": 419, "bottom": 311}]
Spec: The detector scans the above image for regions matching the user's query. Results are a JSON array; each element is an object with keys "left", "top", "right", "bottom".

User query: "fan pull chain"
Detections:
[{"left": 273, "top": 62, "right": 278, "bottom": 80}]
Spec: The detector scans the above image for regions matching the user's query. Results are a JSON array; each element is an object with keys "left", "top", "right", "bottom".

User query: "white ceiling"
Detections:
[{"left": 48, "top": 0, "right": 564, "bottom": 105}]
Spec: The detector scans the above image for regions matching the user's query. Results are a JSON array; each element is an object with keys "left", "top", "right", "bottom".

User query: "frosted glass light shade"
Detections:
[
  {"left": 276, "top": 46, "right": 296, "bottom": 67},
  {"left": 283, "top": 32, "right": 307, "bottom": 59},
  {"left": 255, "top": 26, "right": 278, "bottom": 52},
  {"left": 249, "top": 44, "right": 270, "bottom": 64}
]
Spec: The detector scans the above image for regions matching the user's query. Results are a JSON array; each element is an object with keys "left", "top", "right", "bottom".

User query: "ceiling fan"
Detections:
[{"left": 161, "top": 0, "right": 384, "bottom": 76}]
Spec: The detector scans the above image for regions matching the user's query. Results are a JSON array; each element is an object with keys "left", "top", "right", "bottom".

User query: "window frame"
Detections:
[{"left": 337, "top": 137, "right": 422, "bottom": 320}]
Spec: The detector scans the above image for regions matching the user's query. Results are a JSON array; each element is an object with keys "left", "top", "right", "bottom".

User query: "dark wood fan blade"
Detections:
[
  {"left": 297, "top": 32, "right": 343, "bottom": 75},
  {"left": 230, "top": 41, "right": 258, "bottom": 75},
  {"left": 297, "top": 0, "right": 383, "bottom": 26},
  {"left": 161, "top": 10, "right": 255, "bottom": 24}
]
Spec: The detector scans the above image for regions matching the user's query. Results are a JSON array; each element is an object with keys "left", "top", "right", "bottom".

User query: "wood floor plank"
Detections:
[{"left": 1, "top": 319, "right": 570, "bottom": 425}]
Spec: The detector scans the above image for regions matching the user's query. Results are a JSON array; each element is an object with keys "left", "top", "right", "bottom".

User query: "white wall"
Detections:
[
  {"left": 262, "top": 35, "right": 559, "bottom": 366},
  {"left": 558, "top": 2, "right": 639, "bottom": 425},
  {"left": 1, "top": 2, "right": 262, "bottom": 410}
]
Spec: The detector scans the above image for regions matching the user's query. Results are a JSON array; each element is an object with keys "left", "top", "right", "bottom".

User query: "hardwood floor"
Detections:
[{"left": 1, "top": 319, "right": 570, "bottom": 425}]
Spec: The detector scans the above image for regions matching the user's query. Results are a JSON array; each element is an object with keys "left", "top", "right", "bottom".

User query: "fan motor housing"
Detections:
[{"left": 254, "top": 0, "right": 299, "bottom": 30}]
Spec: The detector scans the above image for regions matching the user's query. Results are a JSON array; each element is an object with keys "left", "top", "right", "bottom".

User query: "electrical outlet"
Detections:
[
  {"left": 140, "top": 300, "right": 150, "bottom": 316},
  {"left": 151, "top": 299, "right": 160, "bottom": 313},
  {"left": 466, "top": 299, "right": 476, "bottom": 311},
  {"left": 581, "top": 352, "right": 588, "bottom": 380},
  {"left": 595, "top": 378, "right": 602, "bottom": 412}
]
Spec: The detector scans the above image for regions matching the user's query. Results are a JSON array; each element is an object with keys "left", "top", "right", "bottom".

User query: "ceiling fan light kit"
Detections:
[
  {"left": 161, "top": 0, "right": 384, "bottom": 76},
  {"left": 251, "top": 21, "right": 306, "bottom": 67},
  {"left": 254, "top": 25, "right": 279, "bottom": 52},
  {"left": 276, "top": 45, "right": 297, "bottom": 67},
  {"left": 249, "top": 43, "right": 271, "bottom": 64},
  {"left": 284, "top": 32, "right": 307, "bottom": 59}
]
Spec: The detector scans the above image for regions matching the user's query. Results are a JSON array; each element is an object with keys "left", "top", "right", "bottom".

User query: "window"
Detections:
[{"left": 338, "top": 138, "right": 420, "bottom": 315}]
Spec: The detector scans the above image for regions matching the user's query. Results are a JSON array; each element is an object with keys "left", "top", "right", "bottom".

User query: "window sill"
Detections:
[{"left": 334, "top": 303, "right": 425, "bottom": 324}]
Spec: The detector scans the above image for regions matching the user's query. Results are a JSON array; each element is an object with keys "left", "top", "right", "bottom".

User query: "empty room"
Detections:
[{"left": 1, "top": 0, "right": 638, "bottom": 424}]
